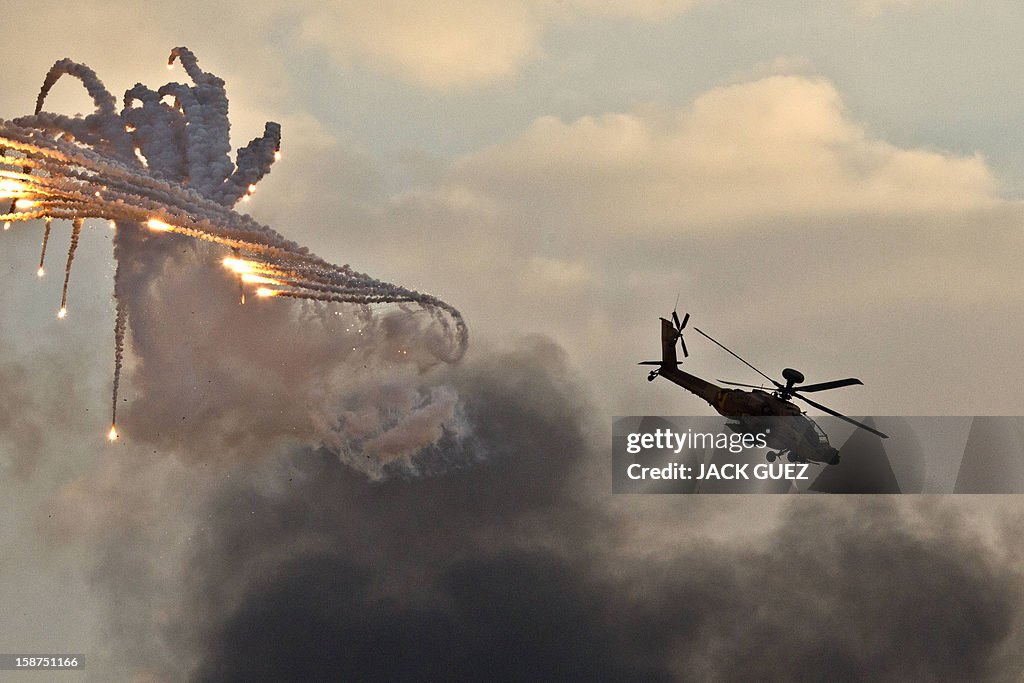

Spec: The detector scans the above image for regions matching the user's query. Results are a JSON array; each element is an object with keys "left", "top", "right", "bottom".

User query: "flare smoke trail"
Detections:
[
  {"left": 0, "top": 47, "right": 468, "bottom": 439},
  {"left": 58, "top": 217, "right": 82, "bottom": 318},
  {"left": 37, "top": 217, "right": 51, "bottom": 276},
  {"left": 111, "top": 267, "right": 127, "bottom": 438}
]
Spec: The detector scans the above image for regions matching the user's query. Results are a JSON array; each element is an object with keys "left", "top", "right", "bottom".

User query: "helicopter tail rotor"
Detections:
[
  {"left": 669, "top": 309, "right": 690, "bottom": 358},
  {"left": 657, "top": 316, "right": 682, "bottom": 367},
  {"left": 642, "top": 312, "right": 689, "bottom": 382}
]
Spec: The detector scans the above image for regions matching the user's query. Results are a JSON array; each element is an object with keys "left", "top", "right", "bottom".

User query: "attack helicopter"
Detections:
[{"left": 640, "top": 309, "right": 888, "bottom": 466}]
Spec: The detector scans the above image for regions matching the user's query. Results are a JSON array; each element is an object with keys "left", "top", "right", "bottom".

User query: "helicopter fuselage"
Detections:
[
  {"left": 651, "top": 317, "right": 840, "bottom": 464},
  {"left": 658, "top": 369, "right": 838, "bottom": 464}
]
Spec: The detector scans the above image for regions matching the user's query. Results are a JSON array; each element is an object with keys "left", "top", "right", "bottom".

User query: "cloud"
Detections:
[
  {"left": 297, "top": 0, "right": 541, "bottom": 89},
  {"left": 352, "top": 73, "right": 1023, "bottom": 417},
  {"left": 449, "top": 75, "right": 1002, "bottom": 234},
  {"left": 294, "top": 0, "right": 704, "bottom": 89},
  {"left": 0, "top": 1, "right": 708, "bottom": 97}
]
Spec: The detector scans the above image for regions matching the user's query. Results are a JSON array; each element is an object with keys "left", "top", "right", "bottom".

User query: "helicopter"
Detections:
[{"left": 639, "top": 309, "right": 888, "bottom": 466}]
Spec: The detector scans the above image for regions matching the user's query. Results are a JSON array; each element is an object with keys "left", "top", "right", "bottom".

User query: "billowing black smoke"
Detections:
[{"left": 125, "top": 341, "right": 1023, "bottom": 682}]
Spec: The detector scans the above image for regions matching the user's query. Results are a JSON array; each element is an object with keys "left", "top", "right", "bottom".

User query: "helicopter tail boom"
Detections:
[
  {"left": 659, "top": 317, "right": 679, "bottom": 367},
  {"left": 655, "top": 317, "right": 721, "bottom": 405}
]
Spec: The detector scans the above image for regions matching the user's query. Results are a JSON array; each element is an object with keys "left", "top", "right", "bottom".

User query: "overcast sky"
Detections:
[{"left": 2, "top": 1, "right": 1024, "bottom": 680}]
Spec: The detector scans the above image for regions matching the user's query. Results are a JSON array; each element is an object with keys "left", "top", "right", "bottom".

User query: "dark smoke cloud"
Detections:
[
  {"left": 84, "top": 340, "right": 1019, "bottom": 682},
  {"left": 184, "top": 496, "right": 1021, "bottom": 681},
  {"left": 669, "top": 501, "right": 1021, "bottom": 681}
]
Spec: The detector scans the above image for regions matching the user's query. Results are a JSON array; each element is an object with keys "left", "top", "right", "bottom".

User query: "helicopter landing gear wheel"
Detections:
[
  {"left": 787, "top": 451, "right": 798, "bottom": 463},
  {"left": 766, "top": 451, "right": 777, "bottom": 462}
]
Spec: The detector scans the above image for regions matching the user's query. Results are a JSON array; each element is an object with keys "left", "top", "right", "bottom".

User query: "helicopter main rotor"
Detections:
[{"left": 695, "top": 327, "right": 888, "bottom": 440}]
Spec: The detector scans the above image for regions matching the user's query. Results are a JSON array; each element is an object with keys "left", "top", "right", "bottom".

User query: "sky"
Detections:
[{"left": 1, "top": 1, "right": 1024, "bottom": 680}]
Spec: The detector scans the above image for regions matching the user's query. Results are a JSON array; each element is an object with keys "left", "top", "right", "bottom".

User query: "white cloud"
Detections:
[
  {"left": 295, "top": 0, "right": 704, "bottom": 88},
  {"left": 367, "top": 74, "right": 1022, "bottom": 415},
  {"left": 448, "top": 75, "right": 1001, "bottom": 233},
  {"left": 298, "top": 0, "right": 541, "bottom": 88}
]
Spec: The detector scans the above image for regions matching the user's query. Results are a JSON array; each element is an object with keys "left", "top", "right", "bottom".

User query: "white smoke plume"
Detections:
[{"left": 0, "top": 47, "right": 468, "bottom": 444}]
